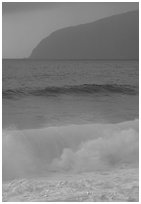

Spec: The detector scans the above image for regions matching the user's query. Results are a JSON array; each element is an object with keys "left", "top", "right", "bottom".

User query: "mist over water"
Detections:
[
  {"left": 2, "top": 60, "right": 139, "bottom": 187},
  {"left": 2, "top": 3, "right": 139, "bottom": 200},
  {"left": 3, "top": 119, "right": 138, "bottom": 181}
]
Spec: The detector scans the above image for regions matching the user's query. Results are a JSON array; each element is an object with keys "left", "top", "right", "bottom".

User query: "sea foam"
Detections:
[{"left": 3, "top": 119, "right": 138, "bottom": 181}]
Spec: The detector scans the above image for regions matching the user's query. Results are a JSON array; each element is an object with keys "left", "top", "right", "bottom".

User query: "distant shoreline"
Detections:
[{"left": 2, "top": 58, "right": 139, "bottom": 61}]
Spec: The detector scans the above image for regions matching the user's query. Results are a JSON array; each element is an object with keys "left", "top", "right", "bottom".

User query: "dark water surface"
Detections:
[
  {"left": 2, "top": 59, "right": 139, "bottom": 185},
  {"left": 3, "top": 59, "right": 138, "bottom": 129}
]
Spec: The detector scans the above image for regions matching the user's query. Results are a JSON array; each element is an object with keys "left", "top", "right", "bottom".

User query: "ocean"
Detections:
[
  {"left": 2, "top": 59, "right": 139, "bottom": 201},
  {"left": 3, "top": 59, "right": 138, "bottom": 129}
]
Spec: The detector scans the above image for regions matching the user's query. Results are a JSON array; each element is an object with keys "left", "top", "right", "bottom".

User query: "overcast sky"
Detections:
[{"left": 2, "top": 2, "right": 138, "bottom": 58}]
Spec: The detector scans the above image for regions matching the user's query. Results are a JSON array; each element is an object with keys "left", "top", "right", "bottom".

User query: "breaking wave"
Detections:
[
  {"left": 3, "top": 84, "right": 138, "bottom": 99},
  {"left": 3, "top": 119, "right": 138, "bottom": 181}
]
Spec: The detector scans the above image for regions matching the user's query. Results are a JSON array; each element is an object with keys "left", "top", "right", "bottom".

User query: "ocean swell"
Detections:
[{"left": 2, "top": 84, "right": 138, "bottom": 99}]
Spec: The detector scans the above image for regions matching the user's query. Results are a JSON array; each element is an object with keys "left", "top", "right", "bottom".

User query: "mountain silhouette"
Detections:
[{"left": 30, "top": 10, "right": 139, "bottom": 60}]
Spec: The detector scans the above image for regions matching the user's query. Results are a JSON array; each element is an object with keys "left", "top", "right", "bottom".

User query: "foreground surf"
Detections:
[{"left": 3, "top": 119, "right": 139, "bottom": 181}]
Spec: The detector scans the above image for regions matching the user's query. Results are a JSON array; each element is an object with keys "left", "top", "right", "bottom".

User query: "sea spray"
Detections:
[
  {"left": 3, "top": 119, "right": 138, "bottom": 181},
  {"left": 51, "top": 128, "right": 138, "bottom": 172}
]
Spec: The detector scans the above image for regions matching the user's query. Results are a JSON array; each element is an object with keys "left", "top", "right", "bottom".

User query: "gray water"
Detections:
[
  {"left": 2, "top": 59, "right": 139, "bottom": 183},
  {"left": 3, "top": 59, "right": 139, "bottom": 129}
]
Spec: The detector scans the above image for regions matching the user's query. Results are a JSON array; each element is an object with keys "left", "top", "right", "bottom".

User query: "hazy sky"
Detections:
[{"left": 3, "top": 2, "right": 138, "bottom": 58}]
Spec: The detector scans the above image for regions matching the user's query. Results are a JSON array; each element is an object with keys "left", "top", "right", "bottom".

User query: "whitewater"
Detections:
[
  {"left": 2, "top": 119, "right": 139, "bottom": 201},
  {"left": 2, "top": 60, "right": 139, "bottom": 201}
]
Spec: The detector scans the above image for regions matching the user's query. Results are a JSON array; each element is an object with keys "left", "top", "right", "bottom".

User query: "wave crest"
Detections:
[
  {"left": 3, "top": 119, "right": 139, "bottom": 181},
  {"left": 3, "top": 84, "right": 138, "bottom": 99},
  {"left": 51, "top": 128, "right": 138, "bottom": 172}
]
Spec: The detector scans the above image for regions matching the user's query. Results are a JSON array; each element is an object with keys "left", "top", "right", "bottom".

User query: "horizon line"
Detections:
[{"left": 2, "top": 58, "right": 139, "bottom": 61}]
